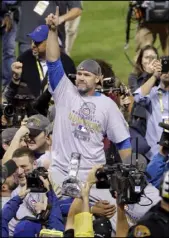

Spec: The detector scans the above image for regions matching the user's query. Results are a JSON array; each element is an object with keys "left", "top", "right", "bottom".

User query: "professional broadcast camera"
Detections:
[
  {"left": 158, "top": 122, "right": 169, "bottom": 155},
  {"left": 125, "top": 1, "right": 169, "bottom": 48},
  {"left": 95, "top": 163, "right": 148, "bottom": 205},
  {"left": 96, "top": 78, "right": 130, "bottom": 97},
  {"left": 26, "top": 167, "right": 48, "bottom": 193},
  {"left": 2, "top": 97, "right": 37, "bottom": 128}
]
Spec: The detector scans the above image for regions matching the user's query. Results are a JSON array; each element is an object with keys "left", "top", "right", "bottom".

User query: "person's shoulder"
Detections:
[{"left": 17, "top": 49, "right": 34, "bottom": 62}]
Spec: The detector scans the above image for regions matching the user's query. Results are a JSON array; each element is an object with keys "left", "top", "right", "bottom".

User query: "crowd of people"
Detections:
[{"left": 1, "top": 1, "right": 169, "bottom": 237}]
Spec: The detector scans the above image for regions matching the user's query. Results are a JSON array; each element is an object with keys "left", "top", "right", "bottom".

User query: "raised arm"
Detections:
[
  {"left": 140, "top": 59, "right": 162, "bottom": 96},
  {"left": 46, "top": 7, "right": 60, "bottom": 62}
]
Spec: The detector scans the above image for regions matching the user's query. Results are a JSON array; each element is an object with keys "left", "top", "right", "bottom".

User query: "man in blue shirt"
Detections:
[{"left": 134, "top": 59, "right": 169, "bottom": 160}]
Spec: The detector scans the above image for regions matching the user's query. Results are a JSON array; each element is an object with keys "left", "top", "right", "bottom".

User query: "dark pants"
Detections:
[{"left": 2, "top": 21, "right": 17, "bottom": 87}]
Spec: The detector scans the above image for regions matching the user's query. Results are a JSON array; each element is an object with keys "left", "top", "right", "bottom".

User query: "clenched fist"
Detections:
[
  {"left": 45, "top": 6, "right": 59, "bottom": 31},
  {"left": 11, "top": 61, "right": 23, "bottom": 81}
]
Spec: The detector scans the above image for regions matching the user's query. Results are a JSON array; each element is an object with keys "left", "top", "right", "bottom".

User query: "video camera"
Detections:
[
  {"left": 26, "top": 167, "right": 48, "bottom": 193},
  {"left": 96, "top": 78, "right": 130, "bottom": 97},
  {"left": 95, "top": 163, "right": 148, "bottom": 205},
  {"left": 2, "top": 97, "right": 37, "bottom": 128},
  {"left": 158, "top": 122, "right": 169, "bottom": 155}
]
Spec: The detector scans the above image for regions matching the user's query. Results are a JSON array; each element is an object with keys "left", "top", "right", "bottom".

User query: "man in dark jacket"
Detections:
[{"left": 4, "top": 24, "right": 76, "bottom": 115}]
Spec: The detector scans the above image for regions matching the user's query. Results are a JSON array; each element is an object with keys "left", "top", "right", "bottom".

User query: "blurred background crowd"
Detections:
[{"left": 0, "top": 1, "right": 169, "bottom": 238}]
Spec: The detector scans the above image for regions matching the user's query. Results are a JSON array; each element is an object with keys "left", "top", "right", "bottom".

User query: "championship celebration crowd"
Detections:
[{"left": 1, "top": 1, "right": 169, "bottom": 237}]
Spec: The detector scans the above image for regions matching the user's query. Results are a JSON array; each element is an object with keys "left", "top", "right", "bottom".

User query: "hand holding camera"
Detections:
[
  {"left": 39, "top": 175, "right": 51, "bottom": 192},
  {"left": 146, "top": 59, "right": 162, "bottom": 78},
  {"left": 80, "top": 164, "right": 103, "bottom": 198},
  {"left": 18, "top": 183, "right": 31, "bottom": 199},
  {"left": 120, "top": 95, "right": 131, "bottom": 108},
  {"left": 86, "top": 164, "right": 103, "bottom": 186},
  {"left": 158, "top": 122, "right": 169, "bottom": 156}
]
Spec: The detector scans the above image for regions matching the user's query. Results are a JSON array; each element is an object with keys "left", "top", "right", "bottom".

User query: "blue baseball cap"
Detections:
[
  {"left": 27, "top": 25, "right": 49, "bottom": 43},
  {"left": 27, "top": 24, "right": 63, "bottom": 46}
]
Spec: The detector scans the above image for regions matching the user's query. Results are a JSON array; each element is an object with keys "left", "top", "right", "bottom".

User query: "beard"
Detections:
[
  {"left": 78, "top": 87, "right": 91, "bottom": 95},
  {"left": 77, "top": 83, "right": 93, "bottom": 95}
]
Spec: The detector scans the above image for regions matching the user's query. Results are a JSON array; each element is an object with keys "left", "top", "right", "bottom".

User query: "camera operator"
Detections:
[
  {"left": 126, "top": 170, "right": 169, "bottom": 238},
  {"left": 147, "top": 122, "right": 169, "bottom": 188},
  {"left": 134, "top": 59, "right": 169, "bottom": 160},
  {"left": 95, "top": 156, "right": 161, "bottom": 236},
  {"left": 133, "top": 1, "right": 169, "bottom": 56},
  {"left": 8, "top": 147, "right": 62, "bottom": 236},
  {"left": 95, "top": 59, "right": 133, "bottom": 122},
  {"left": 13, "top": 174, "right": 65, "bottom": 237}
]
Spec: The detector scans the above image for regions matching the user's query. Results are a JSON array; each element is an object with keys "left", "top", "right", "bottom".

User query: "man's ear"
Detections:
[
  {"left": 2, "top": 184, "right": 8, "bottom": 192},
  {"left": 95, "top": 75, "right": 102, "bottom": 84},
  {"left": 46, "top": 136, "right": 52, "bottom": 146},
  {"left": 2, "top": 143, "right": 9, "bottom": 151}
]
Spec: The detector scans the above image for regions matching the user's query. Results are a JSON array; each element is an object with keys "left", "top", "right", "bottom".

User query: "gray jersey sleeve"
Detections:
[{"left": 106, "top": 100, "right": 130, "bottom": 143}]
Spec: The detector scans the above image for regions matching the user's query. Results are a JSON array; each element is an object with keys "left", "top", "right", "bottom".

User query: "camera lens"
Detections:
[{"left": 4, "top": 105, "right": 15, "bottom": 117}]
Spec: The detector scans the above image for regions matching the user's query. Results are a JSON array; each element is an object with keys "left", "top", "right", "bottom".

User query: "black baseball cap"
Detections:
[{"left": 26, "top": 114, "right": 50, "bottom": 137}]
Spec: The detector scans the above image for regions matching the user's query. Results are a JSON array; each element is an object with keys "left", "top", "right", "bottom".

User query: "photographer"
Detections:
[
  {"left": 134, "top": 1, "right": 169, "bottom": 56},
  {"left": 147, "top": 122, "right": 169, "bottom": 188},
  {"left": 8, "top": 147, "right": 73, "bottom": 236},
  {"left": 13, "top": 174, "right": 65, "bottom": 237},
  {"left": 95, "top": 59, "right": 133, "bottom": 122},
  {"left": 134, "top": 59, "right": 169, "bottom": 160},
  {"left": 127, "top": 170, "right": 169, "bottom": 238}
]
